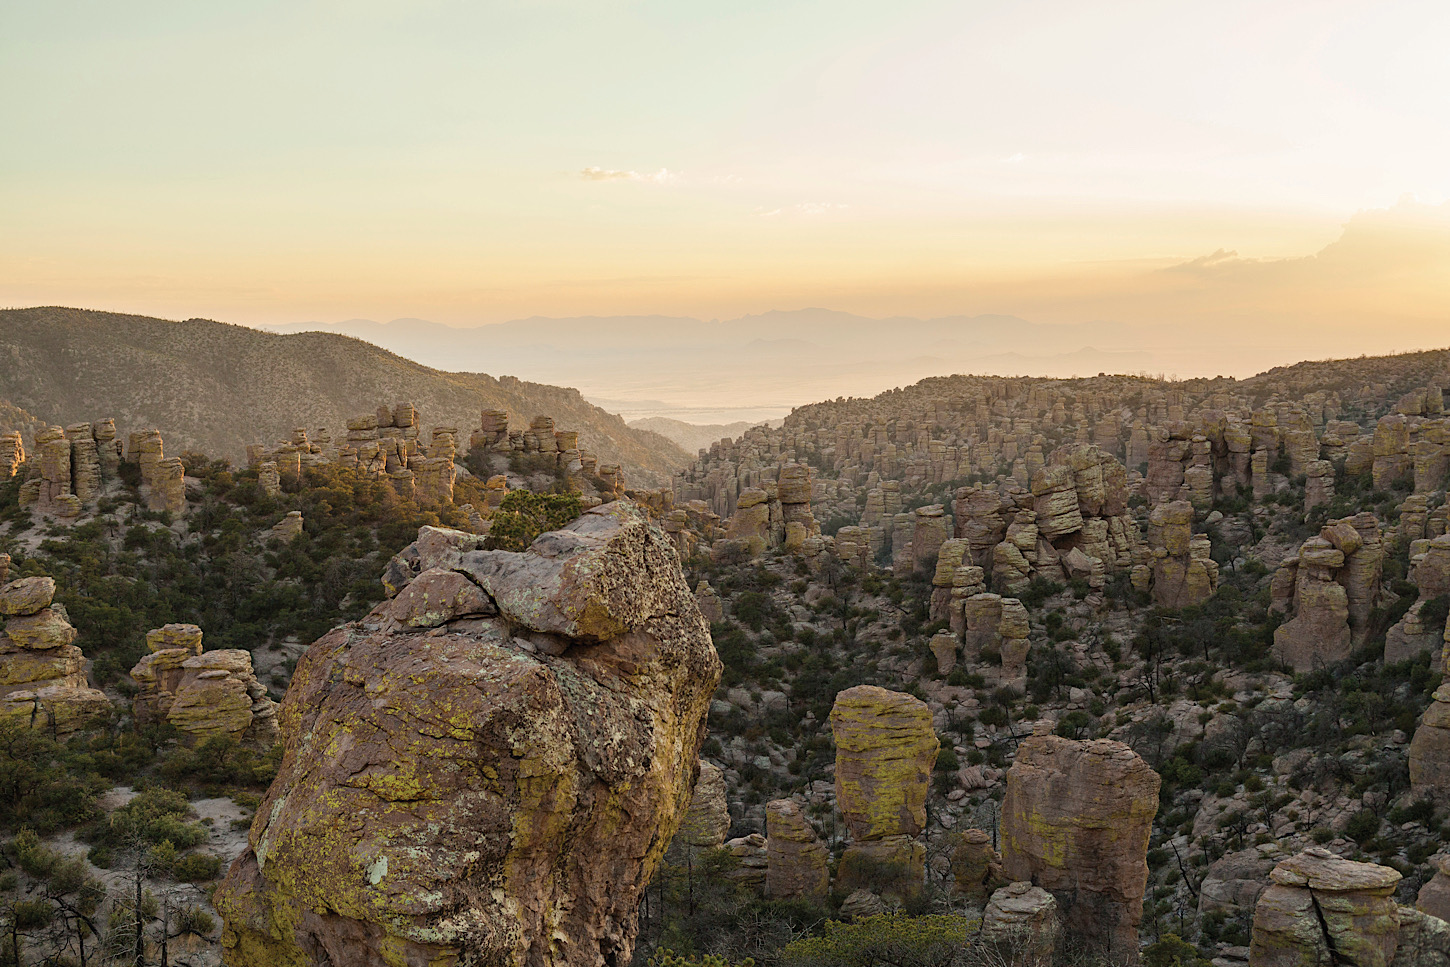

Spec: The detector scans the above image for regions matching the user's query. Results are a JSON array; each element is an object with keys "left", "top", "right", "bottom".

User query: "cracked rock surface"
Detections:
[{"left": 214, "top": 502, "right": 721, "bottom": 967}]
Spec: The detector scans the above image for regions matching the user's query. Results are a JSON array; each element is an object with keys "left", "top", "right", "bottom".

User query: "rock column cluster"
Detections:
[
  {"left": 129, "top": 624, "right": 279, "bottom": 746},
  {"left": 17, "top": 419, "right": 127, "bottom": 518},
  {"left": 0, "top": 574, "right": 109, "bottom": 732}
]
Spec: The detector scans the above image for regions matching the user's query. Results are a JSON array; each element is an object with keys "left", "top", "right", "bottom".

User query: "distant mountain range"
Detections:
[
  {"left": 0, "top": 307, "right": 691, "bottom": 485},
  {"left": 627, "top": 416, "right": 785, "bottom": 456},
  {"left": 259, "top": 309, "right": 1164, "bottom": 421}
]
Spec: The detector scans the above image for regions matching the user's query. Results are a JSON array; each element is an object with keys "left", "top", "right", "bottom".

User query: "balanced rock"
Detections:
[
  {"left": 1000, "top": 735, "right": 1161, "bottom": 963},
  {"left": 1248, "top": 849, "right": 1401, "bottom": 967},
  {"left": 214, "top": 502, "right": 721, "bottom": 967},
  {"left": 145, "top": 623, "right": 203, "bottom": 653},
  {"left": 0, "top": 577, "right": 56, "bottom": 617},
  {"left": 765, "top": 799, "right": 829, "bottom": 899}
]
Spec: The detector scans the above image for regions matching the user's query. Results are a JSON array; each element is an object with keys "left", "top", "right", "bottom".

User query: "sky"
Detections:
[{"left": 3, "top": 0, "right": 1449, "bottom": 357}]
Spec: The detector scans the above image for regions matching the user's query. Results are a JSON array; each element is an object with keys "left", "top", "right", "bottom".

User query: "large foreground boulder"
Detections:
[{"left": 214, "top": 502, "right": 722, "bottom": 967}]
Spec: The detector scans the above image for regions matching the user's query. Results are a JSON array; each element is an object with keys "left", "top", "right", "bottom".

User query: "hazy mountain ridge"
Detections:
[
  {"left": 0, "top": 307, "right": 691, "bottom": 484},
  {"left": 261, "top": 310, "right": 1162, "bottom": 421},
  {"left": 627, "top": 416, "right": 785, "bottom": 455}
]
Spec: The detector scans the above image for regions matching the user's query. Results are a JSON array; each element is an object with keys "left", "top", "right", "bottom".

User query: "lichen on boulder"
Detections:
[{"left": 214, "top": 501, "right": 722, "bottom": 967}]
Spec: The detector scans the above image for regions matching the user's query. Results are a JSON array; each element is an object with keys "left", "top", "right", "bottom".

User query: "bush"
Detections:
[
  {"left": 172, "top": 851, "right": 224, "bottom": 882},
  {"left": 484, "top": 491, "right": 583, "bottom": 551},
  {"left": 782, "top": 914, "right": 976, "bottom": 967},
  {"left": 1345, "top": 810, "right": 1381, "bottom": 845}
]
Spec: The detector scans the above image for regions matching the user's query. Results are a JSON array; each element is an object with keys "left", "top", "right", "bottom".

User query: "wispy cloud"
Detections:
[
  {"left": 580, "top": 167, "right": 677, "bottom": 184},
  {"left": 1000, "top": 152, "right": 1026, "bottom": 164},
  {"left": 755, "top": 202, "right": 849, "bottom": 218}
]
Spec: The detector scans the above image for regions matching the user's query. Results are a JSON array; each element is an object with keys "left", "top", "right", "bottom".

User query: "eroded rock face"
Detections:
[
  {"left": 214, "top": 502, "right": 722, "bottom": 967},
  {"left": 999, "top": 734, "right": 1161, "bottom": 964},
  {"left": 675, "top": 761, "right": 730, "bottom": 852},
  {"left": 765, "top": 799, "right": 829, "bottom": 899},
  {"left": 1248, "top": 849, "right": 1402, "bottom": 967}
]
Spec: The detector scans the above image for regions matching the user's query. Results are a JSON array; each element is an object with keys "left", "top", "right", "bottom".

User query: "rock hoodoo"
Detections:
[
  {"left": 1271, "top": 515, "right": 1386, "bottom": 672},
  {"left": 214, "top": 502, "right": 722, "bottom": 967},
  {"left": 999, "top": 733, "right": 1161, "bottom": 963},
  {"left": 0, "top": 575, "right": 109, "bottom": 732},
  {"left": 829, "top": 684, "right": 938, "bottom": 895},
  {"left": 765, "top": 799, "right": 829, "bottom": 899},
  {"left": 674, "top": 760, "right": 731, "bottom": 854},
  {"left": 129, "top": 624, "right": 278, "bottom": 747}
]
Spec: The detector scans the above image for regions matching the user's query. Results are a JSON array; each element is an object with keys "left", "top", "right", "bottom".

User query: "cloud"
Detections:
[
  {"left": 1000, "top": 152, "right": 1026, "bottom": 164},
  {"left": 755, "top": 202, "right": 848, "bottom": 218},
  {"left": 580, "top": 167, "right": 677, "bottom": 184}
]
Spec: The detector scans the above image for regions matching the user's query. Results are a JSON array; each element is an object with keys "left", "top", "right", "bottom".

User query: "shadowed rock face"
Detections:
[
  {"left": 999, "top": 734, "right": 1161, "bottom": 965},
  {"left": 214, "top": 502, "right": 721, "bottom": 967}
]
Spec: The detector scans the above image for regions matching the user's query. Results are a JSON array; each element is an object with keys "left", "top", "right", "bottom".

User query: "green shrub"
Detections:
[
  {"left": 782, "top": 914, "right": 976, "bottom": 967},
  {"left": 173, "top": 851, "right": 224, "bottom": 882},
  {"left": 484, "top": 491, "right": 583, "bottom": 551}
]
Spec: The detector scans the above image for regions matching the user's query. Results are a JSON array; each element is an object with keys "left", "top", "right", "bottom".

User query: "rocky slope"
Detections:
[{"left": 0, "top": 307, "right": 690, "bottom": 485}]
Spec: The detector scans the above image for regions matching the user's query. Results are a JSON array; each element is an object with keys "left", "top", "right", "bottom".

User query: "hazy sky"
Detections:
[{"left": 3, "top": 0, "right": 1449, "bottom": 346}]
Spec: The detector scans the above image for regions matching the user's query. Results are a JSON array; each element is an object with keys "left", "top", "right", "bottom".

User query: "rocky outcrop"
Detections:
[
  {"left": 980, "top": 882, "right": 1061, "bottom": 967},
  {"left": 674, "top": 761, "right": 731, "bottom": 853},
  {"left": 1387, "top": 535, "right": 1450, "bottom": 663},
  {"left": 952, "top": 828, "right": 1006, "bottom": 901},
  {"left": 1416, "top": 854, "right": 1450, "bottom": 924},
  {"left": 1000, "top": 733, "right": 1161, "bottom": 963},
  {"left": 1247, "top": 849, "right": 1406, "bottom": 967},
  {"left": 0, "top": 575, "right": 109, "bottom": 733},
  {"left": 130, "top": 624, "right": 278, "bottom": 747},
  {"left": 1144, "top": 500, "right": 1218, "bottom": 609},
  {"left": 830, "top": 685, "right": 938, "bottom": 896},
  {"left": 215, "top": 502, "right": 721, "bottom": 967},
  {"left": 1273, "top": 516, "right": 1386, "bottom": 671},
  {"left": 1199, "top": 848, "right": 1277, "bottom": 920},
  {"left": 765, "top": 799, "right": 829, "bottom": 899}
]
